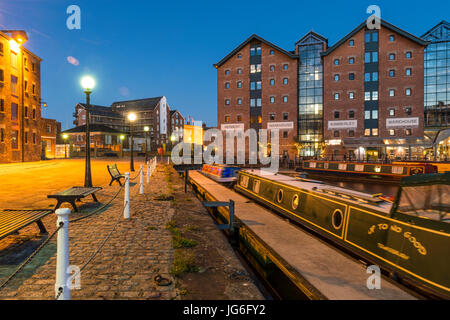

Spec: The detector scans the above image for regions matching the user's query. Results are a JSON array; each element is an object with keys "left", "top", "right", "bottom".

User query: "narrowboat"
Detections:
[
  {"left": 300, "top": 160, "right": 437, "bottom": 181},
  {"left": 200, "top": 164, "right": 241, "bottom": 183},
  {"left": 235, "top": 169, "right": 450, "bottom": 298}
]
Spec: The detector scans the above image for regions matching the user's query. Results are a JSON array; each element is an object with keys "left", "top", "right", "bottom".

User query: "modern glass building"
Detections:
[
  {"left": 297, "top": 32, "right": 327, "bottom": 157},
  {"left": 422, "top": 21, "right": 450, "bottom": 129}
]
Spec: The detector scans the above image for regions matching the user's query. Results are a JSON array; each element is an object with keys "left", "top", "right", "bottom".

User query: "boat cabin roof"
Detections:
[
  {"left": 400, "top": 172, "right": 450, "bottom": 187},
  {"left": 243, "top": 169, "right": 393, "bottom": 213}
]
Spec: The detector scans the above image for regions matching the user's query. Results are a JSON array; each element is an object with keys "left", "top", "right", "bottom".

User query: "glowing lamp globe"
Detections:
[
  {"left": 128, "top": 113, "right": 137, "bottom": 122},
  {"left": 9, "top": 39, "right": 20, "bottom": 53},
  {"left": 81, "top": 76, "right": 95, "bottom": 91}
]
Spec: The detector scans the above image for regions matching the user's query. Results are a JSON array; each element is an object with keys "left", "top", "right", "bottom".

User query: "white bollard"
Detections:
[
  {"left": 139, "top": 165, "right": 144, "bottom": 195},
  {"left": 124, "top": 172, "right": 130, "bottom": 219},
  {"left": 55, "top": 208, "right": 71, "bottom": 300},
  {"left": 146, "top": 161, "right": 150, "bottom": 183}
]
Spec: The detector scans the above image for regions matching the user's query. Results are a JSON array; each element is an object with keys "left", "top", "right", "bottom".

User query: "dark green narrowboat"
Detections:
[
  {"left": 235, "top": 170, "right": 450, "bottom": 298},
  {"left": 301, "top": 160, "right": 437, "bottom": 181}
]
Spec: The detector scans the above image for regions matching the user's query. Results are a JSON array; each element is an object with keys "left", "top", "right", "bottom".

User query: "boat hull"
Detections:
[{"left": 235, "top": 170, "right": 450, "bottom": 299}]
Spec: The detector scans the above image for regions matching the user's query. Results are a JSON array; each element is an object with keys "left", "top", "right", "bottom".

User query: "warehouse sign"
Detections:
[
  {"left": 267, "top": 122, "right": 294, "bottom": 130},
  {"left": 221, "top": 123, "right": 245, "bottom": 131},
  {"left": 328, "top": 120, "right": 357, "bottom": 129},
  {"left": 386, "top": 117, "right": 419, "bottom": 128}
]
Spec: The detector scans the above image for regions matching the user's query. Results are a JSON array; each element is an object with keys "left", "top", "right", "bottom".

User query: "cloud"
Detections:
[
  {"left": 67, "top": 56, "right": 79, "bottom": 66},
  {"left": 119, "top": 86, "right": 130, "bottom": 97}
]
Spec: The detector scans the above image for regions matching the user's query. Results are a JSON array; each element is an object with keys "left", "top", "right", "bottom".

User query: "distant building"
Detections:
[
  {"left": 73, "top": 96, "right": 184, "bottom": 151},
  {"left": 62, "top": 124, "right": 124, "bottom": 157},
  {"left": 0, "top": 30, "right": 43, "bottom": 163},
  {"left": 40, "top": 117, "right": 61, "bottom": 159}
]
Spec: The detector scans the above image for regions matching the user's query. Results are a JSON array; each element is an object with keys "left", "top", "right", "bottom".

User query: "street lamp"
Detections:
[
  {"left": 120, "top": 134, "right": 125, "bottom": 158},
  {"left": 128, "top": 112, "right": 137, "bottom": 172},
  {"left": 62, "top": 133, "right": 69, "bottom": 159},
  {"left": 144, "top": 126, "right": 150, "bottom": 162},
  {"left": 81, "top": 75, "right": 95, "bottom": 187}
]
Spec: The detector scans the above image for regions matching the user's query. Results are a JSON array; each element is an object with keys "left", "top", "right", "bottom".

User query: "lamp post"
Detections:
[
  {"left": 81, "top": 76, "right": 95, "bottom": 187},
  {"left": 62, "top": 134, "right": 69, "bottom": 159},
  {"left": 120, "top": 134, "right": 125, "bottom": 158},
  {"left": 170, "top": 134, "right": 176, "bottom": 152},
  {"left": 144, "top": 126, "right": 150, "bottom": 162},
  {"left": 128, "top": 112, "right": 137, "bottom": 172}
]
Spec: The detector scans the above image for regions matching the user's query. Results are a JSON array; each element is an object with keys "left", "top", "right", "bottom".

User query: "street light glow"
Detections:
[
  {"left": 128, "top": 112, "right": 137, "bottom": 122},
  {"left": 62, "top": 134, "right": 69, "bottom": 140},
  {"left": 144, "top": 126, "right": 149, "bottom": 132},
  {"left": 120, "top": 135, "right": 125, "bottom": 140},
  {"left": 81, "top": 76, "right": 96, "bottom": 91},
  {"left": 9, "top": 39, "right": 20, "bottom": 53}
]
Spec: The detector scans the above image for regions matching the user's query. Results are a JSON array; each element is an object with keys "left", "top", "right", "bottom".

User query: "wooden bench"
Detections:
[
  {"left": 47, "top": 187, "right": 102, "bottom": 212},
  {"left": 107, "top": 164, "right": 125, "bottom": 186},
  {"left": 0, "top": 209, "right": 53, "bottom": 241}
]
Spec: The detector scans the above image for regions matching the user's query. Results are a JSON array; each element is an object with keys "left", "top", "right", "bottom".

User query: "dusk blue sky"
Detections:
[{"left": 0, "top": 0, "right": 448, "bottom": 130}]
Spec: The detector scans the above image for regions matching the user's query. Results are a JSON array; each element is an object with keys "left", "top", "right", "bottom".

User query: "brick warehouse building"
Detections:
[
  {"left": 214, "top": 18, "right": 449, "bottom": 162},
  {"left": 214, "top": 35, "right": 299, "bottom": 160},
  {"left": 0, "top": 30, "right": 43, "bottom": 163},
  {"left": 322, "top": 20, "right": 428, "bottom": 160}
]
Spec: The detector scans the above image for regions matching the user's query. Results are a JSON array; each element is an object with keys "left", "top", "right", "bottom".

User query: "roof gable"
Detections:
[
  {"left": 323, "top": 19, "right": 428, "bottom": 56},
  {"left": 422, "top": 20, "right": 450, "bottom": 42},
  {"left": 213, "top": 34, "right": 298, "bottom": 68},
  {"left": 296, "top": 31, "right": 328, "bottom": 46}
]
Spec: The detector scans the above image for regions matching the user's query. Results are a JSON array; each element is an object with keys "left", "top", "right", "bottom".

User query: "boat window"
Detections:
[
  {"left": 292, "top": 194, "right": 300, "bottom": 210},
  {"left": 392, "top": 166, "right": 404, "bottom": 174},
  {"left": 397, "top": 185, "right": 450, "bottom": 222},
  {"left": 338, "top": 164, "right": 347, "bottom": 170},
  {"left": 277, "top": 189, "right": 284, "bottom": 203},
  {"left": 240, "top": 175, "right": 249, "bottom": 188},
  {"left": 355, "top": 165, "right": 364, "bottom": 172},
  {"left": 332, "top": 209, "right": 344, "bottom": 229},
  {"left": 253, "top": 180, "right": 260, "bottom": 194}
]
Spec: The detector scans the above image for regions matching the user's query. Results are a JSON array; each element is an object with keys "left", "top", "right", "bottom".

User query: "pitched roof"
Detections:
[
  {"left": 63, "top": 124, "right": 123, "bottom": 134},
  {"left": 77, "top": 103, "right": 121, "bottom": 117},
  {"left": 421, "top": 20, "right": 450, "bottom": 42},
  {"left": 322, "top": 18, "right": 428, "bottom": 56},
  {"left": 111, "top": 97, "right": 163, "bottom": 111},
  {"left": 295, "top": 31, "right": 328, "bottom": 46},
  {"left": 213, "top": 34, "right": 298, "bottom": 68}
]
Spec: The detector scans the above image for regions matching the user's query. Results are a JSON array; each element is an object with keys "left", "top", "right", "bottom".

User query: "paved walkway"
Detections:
[{"left": 0, "top": 163, "right": 176, "bottom": 300}]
